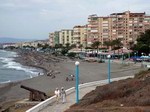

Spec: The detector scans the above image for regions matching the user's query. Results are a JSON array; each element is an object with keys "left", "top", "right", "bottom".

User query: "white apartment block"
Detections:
[{"left": 59, "top": 29, "right": 73, "bottom": 46}]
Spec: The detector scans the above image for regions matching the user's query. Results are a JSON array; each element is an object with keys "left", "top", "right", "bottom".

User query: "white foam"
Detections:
[
  {"left": 0, "top": 80, "right": 11, "bottom": 84},
  {"left": 0, "top": 57, "right": 13, "bottom": 64},
  {"left": 0, "top": 50, "right": 7, "bottom": 53},
  {"left": 1, "top": 57, "right": 40, "bottom": 78}
]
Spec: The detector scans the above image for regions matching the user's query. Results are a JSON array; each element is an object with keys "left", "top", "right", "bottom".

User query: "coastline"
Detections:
[
  {"left": 0, "top": 49, "right": 46, "bottom": 84},
  {"left": 0, "top": 50, "right": 143, "bottom": 111},
  {"left": 14, "top": 50, "right": 47, "bottom": 75},
  {"left": 0, "top": 49, "right": 63, "bottom": 111}
]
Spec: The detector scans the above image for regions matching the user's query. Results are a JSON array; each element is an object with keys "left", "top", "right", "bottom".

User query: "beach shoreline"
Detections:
[
  {"left": 0, "top": 49, "right": 143, "bottom": 111},
  {"left": 0, "top": 49, "right": 46, "bottom": 84},
  {"left": 0, "top": 50, "right": 62, "bottom": 111}
]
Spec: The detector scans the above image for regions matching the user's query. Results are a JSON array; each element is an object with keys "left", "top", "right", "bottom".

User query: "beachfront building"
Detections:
[
  {"left": 49, "top": 33, "right": 54, "bottom": 47},
  {"left": 110, "top": 11, "right": 149, "bottom": 46},
  {"left": 87, "top": 15, "right": 113, "bottom": 47},
  {"left": 49, "top": 31, "right": 60, "bottom": 47},
  {"left": 48, "top": 11, "right": 150, "bottom": 49},
  {"left": 54, "top": 31, "right": 60, "bottom": 45},
  {"left": 15, "top": 42, "right": 23, "bottom": 48},
  {"left": 87, "top": 14, "right": 99, "bottom": 47},
  {"left": 2, "top": 43, "right": 16, "bottom": 48},
  {"left": 20, "top": 40, "right": 49, "bottom": 48},
  {"left": 87, "top": 11, "right": 150, "bottom": 47},
  {"left": 59, "top": 29, "right": 73, "bottom": 46},
  {"left": 73, "top": 25, "right": 88, "bottom": 47}
]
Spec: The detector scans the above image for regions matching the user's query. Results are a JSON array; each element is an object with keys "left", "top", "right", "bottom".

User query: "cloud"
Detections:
[
  {"left": 0, "top": 0, "right": 150, "bottom": 39},
  {"left": 40, "top": 9, "right": 49, "bottom": 15}
]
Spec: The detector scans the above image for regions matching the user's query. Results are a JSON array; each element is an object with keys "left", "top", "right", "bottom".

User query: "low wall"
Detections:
[{"left": 26, "top": 76, "right": 133, "bottom": 112}]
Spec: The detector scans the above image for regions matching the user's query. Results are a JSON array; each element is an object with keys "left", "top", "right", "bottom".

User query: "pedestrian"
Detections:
[
  {"left": 60, "top": 87, "right": 66, "bottom": 103},
  {"left": 66, "top": 76, "right": 69, "bottom": 81},
  {"left": 54, "top": 88, "right": 60, "bottom": 103}
]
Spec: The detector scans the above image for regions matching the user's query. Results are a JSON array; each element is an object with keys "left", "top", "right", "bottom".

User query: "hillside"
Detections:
[
  {"left": 66, "top": 70, "right": 150, "bottom": 112},
  {"left": 0, "top": 37, "right": 33, "bottom": 43}
]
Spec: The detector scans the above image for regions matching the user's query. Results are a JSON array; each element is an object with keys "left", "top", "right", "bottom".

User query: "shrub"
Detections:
[{"left": 67, "top": 52, "right": 76, "bottom": 58}]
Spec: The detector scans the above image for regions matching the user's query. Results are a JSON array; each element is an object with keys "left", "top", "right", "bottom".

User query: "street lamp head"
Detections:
[
  {"left": 75, "top": 61, "right": 80, "bottom": 65},
  {"left": 141, "top": 52, "right": 144, "bottom": 55},
  {"left": 107, "top": 55, "right": 111, "bottom": 59},
  {"left": 134, "top": 52, "right": 136, "bottom": 54}
]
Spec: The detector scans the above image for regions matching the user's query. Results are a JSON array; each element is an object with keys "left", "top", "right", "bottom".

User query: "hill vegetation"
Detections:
[{"left": 66, "top": 70, "right": 150, "bottom": 112}]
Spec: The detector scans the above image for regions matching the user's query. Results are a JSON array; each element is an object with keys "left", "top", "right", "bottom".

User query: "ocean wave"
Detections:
[
  {"left": 0, "top": 50, "right": 7, "bottom": 53},
  {"left": 1, "top": 57, "right": 40, "bottom": 78},
  {"left": 0, "top": 57, "right": 14, "bottom": 63},
  {"left": 0, "top": 80, "right": 11, "bottom": 84}
]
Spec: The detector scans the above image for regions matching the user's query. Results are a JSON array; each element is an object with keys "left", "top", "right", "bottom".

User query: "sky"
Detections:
[{"left": 0, "top": 0, "right": 150, "bottom": 40}]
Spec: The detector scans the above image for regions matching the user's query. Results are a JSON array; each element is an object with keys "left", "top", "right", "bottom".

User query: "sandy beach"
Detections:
[{"left": 0, "top": 50, "right": 144, "bottom": 111}]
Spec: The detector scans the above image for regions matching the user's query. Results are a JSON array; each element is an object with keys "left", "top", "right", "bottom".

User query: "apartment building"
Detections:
[
  {"left": 49, "top": 33, "right": 54, "bottom": 47},
  {"left": 54, "top": 31, "right": 60, "bottom": 45},
  {"left": 49, "top": 11, "right": 150, "bottom": 48},
  {"left": 73, "top": 25, "right": 88, "bottom": 47},
  {"left": 87, "top": 11, "right": 150, "bottom": 47},
  {"left": 110, "top": 11, "right": 146, "bottom": 45},
  {"left": 87, "top": 14, "right": 99, "bottom": 46},
  {"left": 59, "top": 29, "right": 73, "bottom": 46}
]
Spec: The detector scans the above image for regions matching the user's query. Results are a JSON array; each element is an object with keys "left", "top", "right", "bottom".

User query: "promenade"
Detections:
[
  {"left": 40, "top": 86, "right": 96, "bottom": 112},
  {"left": 25, "top": 60, "right": 146, "bottom": 112},
  {"left": 40, "top": 76, "right": 134, "bottom": 112}
]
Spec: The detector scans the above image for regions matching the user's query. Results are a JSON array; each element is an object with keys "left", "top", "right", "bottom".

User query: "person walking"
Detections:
[
  {"left": 60, "top": 87, "right": 66, "bottom": 103},
  {"left": 54, "top": 88, "right": 60, "bottom": 103}
]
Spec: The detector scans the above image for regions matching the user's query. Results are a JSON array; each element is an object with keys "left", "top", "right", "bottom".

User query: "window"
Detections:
[{"left": 103, "top": 29, "right": 109, "bottom": 33}]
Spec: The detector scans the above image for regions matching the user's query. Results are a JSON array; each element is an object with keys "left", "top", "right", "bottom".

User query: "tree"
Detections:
[
  {"left": 127, "top": 41, "right": 134, "bottom": 50},
  {"left": 91, "top": 41, "right": 101, "bottom": 54},
  {"left": 134, "top": 29, "right": 150, "bottom": 55},
  {"left": 65, "top": 43, "right": 70, "bottom": 50},
  {"left": 55, "top": 44, "right": 63, "bottom": 49},
  {"left": 70, "top": 44, "right": 76, "bottom": 49},
  {"left": 103, "top": 40, "right": 113, "bottom": 50},
  {"left": 112, "top": 38, "right": 123, "bottom": 57},
  {"left": 79, "top": 44, "right": 83, "bottom": 51},
  {"left": 61, "top": 48, "right": 68, "bottom": 55},
  {"left": 37, "top": 43, "right": 43, "bottom": 48},
  {"left": 42, "top": 43, "right": 49, "bottom": 49},
  {"left": 112, "top": 38, "right": 123, "bottom": 49}
]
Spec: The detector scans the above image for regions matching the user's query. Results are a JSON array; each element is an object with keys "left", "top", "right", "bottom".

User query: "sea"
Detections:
[{"left": 0, "top": 50, "right": 43, "bottom": 84}]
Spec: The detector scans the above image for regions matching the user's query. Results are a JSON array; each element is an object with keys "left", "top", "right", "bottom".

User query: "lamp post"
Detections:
[
  {"left": 75, "top": 61, "right": 80, "bottom": 104},
  {"left": 141, "top": 53, "right": 144, "bottom": 66},
  {"left": 99, "top": 51, "right": 102, "bottom": 61},
  {"left": 128, "top": 51, "right": 130, "bottom": 64},
  {"left": 122, "top": 53, "right": 124, "bottom": 64},
  {"left": 128, "top": 51, "right": 130, "bottom": 59},
  {"left": 134, "top": 52, "right": 136, "bottom": 64},
  {"left": 107, "top": 55, "right": 111, "bottom": 83}
]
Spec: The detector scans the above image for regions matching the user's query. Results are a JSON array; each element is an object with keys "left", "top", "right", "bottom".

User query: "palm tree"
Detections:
[
  {"left": 103, "top": 40, "right": 112, "bottom": 51},
  {"left": 112, "top": 38, "right": 123, "bottom": 57},
  {"left": 128, "top": 41, "right": 134, "bottom": 50},
  {"left": 37, "top": 43, "right": 43, "bottom": 48},
  {"left": 79, "top": 44, "right": 83, "bottom": 51},
  {"left": 91, "top": 41, "right": 101, "bottom": 55},
  {"left": 65, "top": 43, "right": 70, "bottom": 49},
  {"left": 70, "top": 44, "right": 76, "bottom": 49}
]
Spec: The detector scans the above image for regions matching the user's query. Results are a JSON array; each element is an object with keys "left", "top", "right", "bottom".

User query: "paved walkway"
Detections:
[
  {"left": 40, "top": 85, "right": 98, "bottom": 112},
  {"left": 39, "top": 76, "right": 134, "bottom": 112}
]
